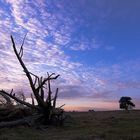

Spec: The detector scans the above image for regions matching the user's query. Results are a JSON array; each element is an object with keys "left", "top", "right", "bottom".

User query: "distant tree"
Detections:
[{"left": 119, "top": 96, "right": 135, "bottom": 110}]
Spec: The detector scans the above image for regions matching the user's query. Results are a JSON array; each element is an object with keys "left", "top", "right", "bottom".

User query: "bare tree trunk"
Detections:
[{"left": 0, "top": 35, "right": 64, "bottom": 126}]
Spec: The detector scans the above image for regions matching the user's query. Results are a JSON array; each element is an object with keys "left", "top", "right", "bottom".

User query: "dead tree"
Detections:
[{"left": 0, "top": 35, "right": 64, "bottom": 125}]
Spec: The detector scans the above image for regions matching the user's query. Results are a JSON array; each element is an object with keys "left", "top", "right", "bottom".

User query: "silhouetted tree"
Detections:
[
  {"left": 0, "top": 35, "right": 65, "bottom": 127},
  {"left": 119, "top": 96, "right": 135, "bottom": 110}
]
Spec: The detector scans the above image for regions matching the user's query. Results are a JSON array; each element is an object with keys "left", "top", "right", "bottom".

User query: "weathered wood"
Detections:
[
  {"left": 0, "top": 119, "right": 30, "bottom": 128},
  {"left": 0, "top": 114, "right": 42, "bottom": 128},
  {"left": 0, "top": 107, "right": 33, "bottom": 122},
  {"left": 0, "top": 35, "right": 65, "bottom": 127},
  {"left": 0, "top": 90, "right": 38, "bottom": 110},
  {"left": 11, "top": 35, "right": 44, "bottom": 108}
]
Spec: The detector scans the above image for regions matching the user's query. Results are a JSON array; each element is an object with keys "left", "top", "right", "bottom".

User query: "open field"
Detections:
[{"left": 0, "top": 110, "right": 140, "bottom": 140}]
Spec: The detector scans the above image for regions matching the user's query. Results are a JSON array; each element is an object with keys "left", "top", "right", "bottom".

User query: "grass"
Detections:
[{"left": 0, "top": 110, "right": 140, "bottom": 140}]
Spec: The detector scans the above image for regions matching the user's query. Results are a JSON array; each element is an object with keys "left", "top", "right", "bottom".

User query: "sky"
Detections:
[{"left": 0, "top": 0, "right": 140, "bottom": 111}]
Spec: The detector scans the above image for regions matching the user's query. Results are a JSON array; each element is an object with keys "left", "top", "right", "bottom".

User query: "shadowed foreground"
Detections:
[{"left": 0, "top": 110, "right": 140, "bottom": 140}]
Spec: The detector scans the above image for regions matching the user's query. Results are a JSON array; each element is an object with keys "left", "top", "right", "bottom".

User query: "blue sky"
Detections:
[{"left": 0, "top": 0, "right": 140, "bottom": 111}]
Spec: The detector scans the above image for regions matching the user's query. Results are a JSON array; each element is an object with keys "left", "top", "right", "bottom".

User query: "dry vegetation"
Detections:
[{"left": 0, "top": 110, "right": 140, "bottom": 140}]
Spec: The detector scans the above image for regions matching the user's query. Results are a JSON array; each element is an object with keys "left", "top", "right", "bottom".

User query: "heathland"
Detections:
[{"left": 0, "top": 110, "right": 139, "bottom": 140}]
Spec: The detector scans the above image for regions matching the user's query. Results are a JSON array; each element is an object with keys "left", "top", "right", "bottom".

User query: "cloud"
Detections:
[
  {"left": 57, "top": 59, "right": 140, "bottom": 100},
  {"left": 57, "top": 66, "right": 137, "bottom": 101},
  {"left": 0, "top": 0, "right": 140, "bottom": 110},
  {"left": 70, "top": 38, "right": 101, "bottom": 51},
  {"left": 2, "top": 0, "right": 114, "bottom": 53},
  {"left": 0, "top": 0, "right": 84, "bottom": 98}
]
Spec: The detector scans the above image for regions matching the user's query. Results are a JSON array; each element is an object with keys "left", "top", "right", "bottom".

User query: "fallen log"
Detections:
[
  {"left": 0, "top": 119, "right": 30, "bottom": 128},
  {"left": 0, "top": 114, "right": 42, "bottom": 128},
  {"left": 0, "top": 106, "right": 34, "bottom": 122}
]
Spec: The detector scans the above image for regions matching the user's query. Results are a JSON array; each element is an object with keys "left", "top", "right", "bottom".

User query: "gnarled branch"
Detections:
[{"left": 0, "top": 90, "right": 38, "bottom": 110}]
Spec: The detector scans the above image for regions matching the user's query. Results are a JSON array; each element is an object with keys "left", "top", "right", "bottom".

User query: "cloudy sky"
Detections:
[{"left": 0, "top": 0, "right": 140, "bottom": 111}]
